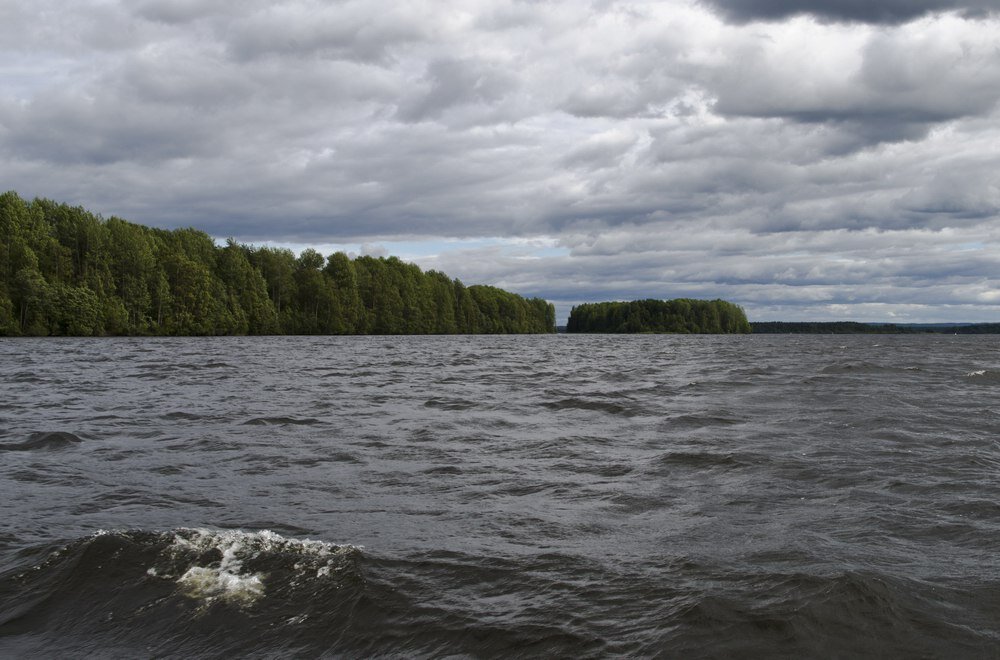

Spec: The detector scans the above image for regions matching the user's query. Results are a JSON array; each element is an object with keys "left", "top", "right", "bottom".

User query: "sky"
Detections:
[{"left": 2, "top": 1, "right": 1000, "bottom": 324}]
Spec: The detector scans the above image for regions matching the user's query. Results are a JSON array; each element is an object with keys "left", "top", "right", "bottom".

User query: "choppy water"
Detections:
[{"left": 1, "top": 334, "right": 999, "bottom": 658}]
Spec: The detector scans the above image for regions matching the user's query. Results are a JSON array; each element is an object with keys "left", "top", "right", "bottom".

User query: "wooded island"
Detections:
[{"left": 567, "top": 299, "right": 751, "bottom": 334}]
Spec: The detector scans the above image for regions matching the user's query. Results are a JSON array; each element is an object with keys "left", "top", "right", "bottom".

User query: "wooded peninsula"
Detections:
[{"left": 0, "top": 192, "right": 555, "bottom": 336}]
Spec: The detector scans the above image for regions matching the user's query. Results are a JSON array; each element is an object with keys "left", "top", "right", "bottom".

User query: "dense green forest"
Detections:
[
  {"left": 566, "top": 299, "right": 751, "bottom": 333},
  {"left": 0, "top": 192, "right": 555, "bottom": 336}
]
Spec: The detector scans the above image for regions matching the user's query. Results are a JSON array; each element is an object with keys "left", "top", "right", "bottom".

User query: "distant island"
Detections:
[
  {"left": 0, "top": 192, "right": 554, "bottom": 336},
  {"left": 567, "top": 299, "right": 752, "bottom": 333}
]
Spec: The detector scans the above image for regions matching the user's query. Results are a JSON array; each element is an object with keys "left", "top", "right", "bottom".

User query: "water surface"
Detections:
[{"left": 1, "top": 335, "right": 998, "bottom": 657}]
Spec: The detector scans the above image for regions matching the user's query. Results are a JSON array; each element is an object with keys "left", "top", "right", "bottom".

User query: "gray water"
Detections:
[{"left": 1, "top": 335, "right": 999, "bottom": 657}]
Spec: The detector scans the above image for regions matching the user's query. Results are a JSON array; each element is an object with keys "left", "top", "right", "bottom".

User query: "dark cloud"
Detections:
[
  {"left": 700, "top": 0, "right": 999, "bottom": 25},
  {"left": 0, "top": 92, "right": 221, "bottom": 165}
]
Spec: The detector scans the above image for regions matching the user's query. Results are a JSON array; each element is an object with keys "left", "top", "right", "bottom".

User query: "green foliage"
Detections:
[
  {"left": 106, "top": 217, "right": 156, "bottom": 333},
  {"left": 567, "top": 299, "right": 751, "bottom": 334},
  {"left": 0, "top": 292, "right": 16, "bottom": 335},
  {"left": 324, "top": 252, "right": 363, "bottom": 333},
  {"left": 217, "top": 240, "right": 278, "bottom": 334},
  {"left": 45, "top": 283, "right": 103, "bottom": 336},
  {"left": 248, "top": 246, "right": 295, "bottom": 327},
  {"left": 0, "top": 191, "right": 556, "bottom": 336}
]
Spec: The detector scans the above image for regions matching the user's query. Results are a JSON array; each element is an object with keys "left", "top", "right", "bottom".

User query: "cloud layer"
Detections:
[
  {"left": 2, "top": 0, "right": 999, "bottom": 322},
  {"left": 701, "top": 0, "right": 999, "bottom": 25}
]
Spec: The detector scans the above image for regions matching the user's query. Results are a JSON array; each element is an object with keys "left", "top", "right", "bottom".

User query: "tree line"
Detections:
[
  {"left": 566, "top": 299, "right": 751, "bottom": 333},
  {"left": 751, "top": 321, "right": 1000, "bottom": 334},
  {"left": 0, "top": 192, "right": 555, "bottom": 336},
  {"left": 751, "top": 321, "right": 909, "bottom": 334}
]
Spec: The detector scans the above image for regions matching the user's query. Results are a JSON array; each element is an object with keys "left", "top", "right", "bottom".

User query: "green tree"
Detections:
[
  {"left": 0, "top": 191, "right": 558, "bottom": 337},
  {"left": 162, "top": 254, "right": 235, "bottom": 335},
  {"left": 249, "top": 246, "right": 297, "bottom": 331},
  {"left": 324, "top": 252, "right": 363, "bottom": 333},
  {"left": 0, "top": 293, "right": 16, "bottom": 335},
  {"left": 567, "top": 298, "right": 750, "bottom": 334},
  {"left": 106, "top": 217, "right": 156, "bottom": 333},
  {"left": 217, "top": 240, "right": 278, "bottom": 334},
  {"left": 46, "top": 283, "right": 102, "bottom": 336},
  {"left": 292, "top": 248, "right": 337, "bottom": 334},
  {"left": 13, "top": 267, "right": 49, "bottom": 335}
]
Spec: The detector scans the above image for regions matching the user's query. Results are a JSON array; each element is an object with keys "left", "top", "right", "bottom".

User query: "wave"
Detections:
[
  {"left": 2, "top": 534, "right": 998, "bottom": 657},
  {"left": 423, "top": 397, "right": 479, "bottom": 411},
  {"left": 0, "top": 531, "right": 608, "bottom": 657},
  {"left": 963, "top": 369, "right": 1000, "bottom": 383},
  {"left": 0, "top": 431, "right": 83, "bottom": 452},
  {"left": 150, "top": 528, "right": 360, "bottom": 607},
  {"left": 0, "top": 528, "right": 363, "bottom": 655},
  {"left": 819, "top": 362, "right": 894, "bottom": 375},
  {"left": 658, "top": 412, "right": 746, "bottom": 430},
  {"left": 650, "top": 450, "right": 755, "bottom": 472},
  {"left": 542, "top": 397, "right": 646, "bottom": 417},
  {"left": 668, "top": 571, "right": 999, "bottom": 658},
  {"left": 7, "top": 371, "right": 46, "bottom": 384},
  {"left": 242, "top": 416, "right": 323, "bottom": 426}
]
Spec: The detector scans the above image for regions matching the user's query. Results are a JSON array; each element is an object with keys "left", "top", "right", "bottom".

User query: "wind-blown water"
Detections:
[{"left": 1, "top": 335, "right": 998, "bottom": 657}]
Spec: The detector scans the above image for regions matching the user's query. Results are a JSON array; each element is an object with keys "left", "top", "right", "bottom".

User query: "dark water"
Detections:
[{"left": 1, "top": 335, "right": 999, "bottom": 658}]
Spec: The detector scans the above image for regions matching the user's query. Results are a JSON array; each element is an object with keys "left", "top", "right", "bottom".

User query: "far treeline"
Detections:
[
  {"left": 751, "top": 321, "right": 1000, "bottom": 334},
  {"left": 0, "top": 192, "right": 555, "bottom": 336},
  {"left": 567, "top": 299, "right": 752, "bottom": 333}
]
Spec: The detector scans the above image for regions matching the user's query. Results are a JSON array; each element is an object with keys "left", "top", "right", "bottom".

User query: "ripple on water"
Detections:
[{"left": 1, "top": 335, "right": 999, "bottom": 657}]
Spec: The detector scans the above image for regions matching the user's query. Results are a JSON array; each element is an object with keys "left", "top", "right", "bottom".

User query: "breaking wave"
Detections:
[{"left": 0, "top": 529, "right": 364, "bottom": 656}]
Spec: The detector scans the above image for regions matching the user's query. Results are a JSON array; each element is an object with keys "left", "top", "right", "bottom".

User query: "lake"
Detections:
[{"left": 1, "top": 334, "right": 998, "bottom": 657}]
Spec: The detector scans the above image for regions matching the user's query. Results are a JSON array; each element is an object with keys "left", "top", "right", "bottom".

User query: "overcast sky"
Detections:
[{"left": 3, "top": 0, "right": 1000, "bottom": 323}]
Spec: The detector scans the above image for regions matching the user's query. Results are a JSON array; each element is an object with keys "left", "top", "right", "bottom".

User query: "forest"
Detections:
[
  {"left": 0, "top": 192, "right": 555, "bottom": 336},
  {"left": 566, "top": 299, "right": 751, "bottom": 334}
]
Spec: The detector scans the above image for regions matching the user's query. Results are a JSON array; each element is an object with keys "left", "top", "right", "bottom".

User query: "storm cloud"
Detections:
[{"left": 2, "top": 0, "right": 999, "bottom": 323}]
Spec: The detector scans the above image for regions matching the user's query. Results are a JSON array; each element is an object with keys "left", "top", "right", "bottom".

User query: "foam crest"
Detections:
[
  {"left": 174, "top": 534, "right": 265, "bottom": 605},
  {"left": 147, "top": 528, "right": 363, "bottom": 607}
]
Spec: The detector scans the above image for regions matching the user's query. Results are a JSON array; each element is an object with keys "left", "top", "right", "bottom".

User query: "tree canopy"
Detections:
[
  {"left": 567, "top": 298, "right": 751, "bottom": 334},
  {"left": 0, "top": 192, "right": 555, "bottom": 336}
]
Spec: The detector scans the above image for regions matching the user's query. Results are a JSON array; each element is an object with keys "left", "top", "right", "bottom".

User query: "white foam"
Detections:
[
  {"left": 966, "top": 369, "right": 987, "bottom": 377},
  {"left": 156, "top": 528, "right": 361, "bottom": 607},
  {"left": 175, "top": 533, "right": 265, "bottom": 605},
  {"left": 177, "top": 565, "right": 264, "bottom": 605}
]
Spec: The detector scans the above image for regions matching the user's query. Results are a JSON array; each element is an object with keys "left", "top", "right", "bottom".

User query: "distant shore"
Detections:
[
  {"left": 749, "top": 322, "right": 1000, "bottom": 334},
  {"left": 551, "top": 322, "right": 1000, "bottom": 334}
]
